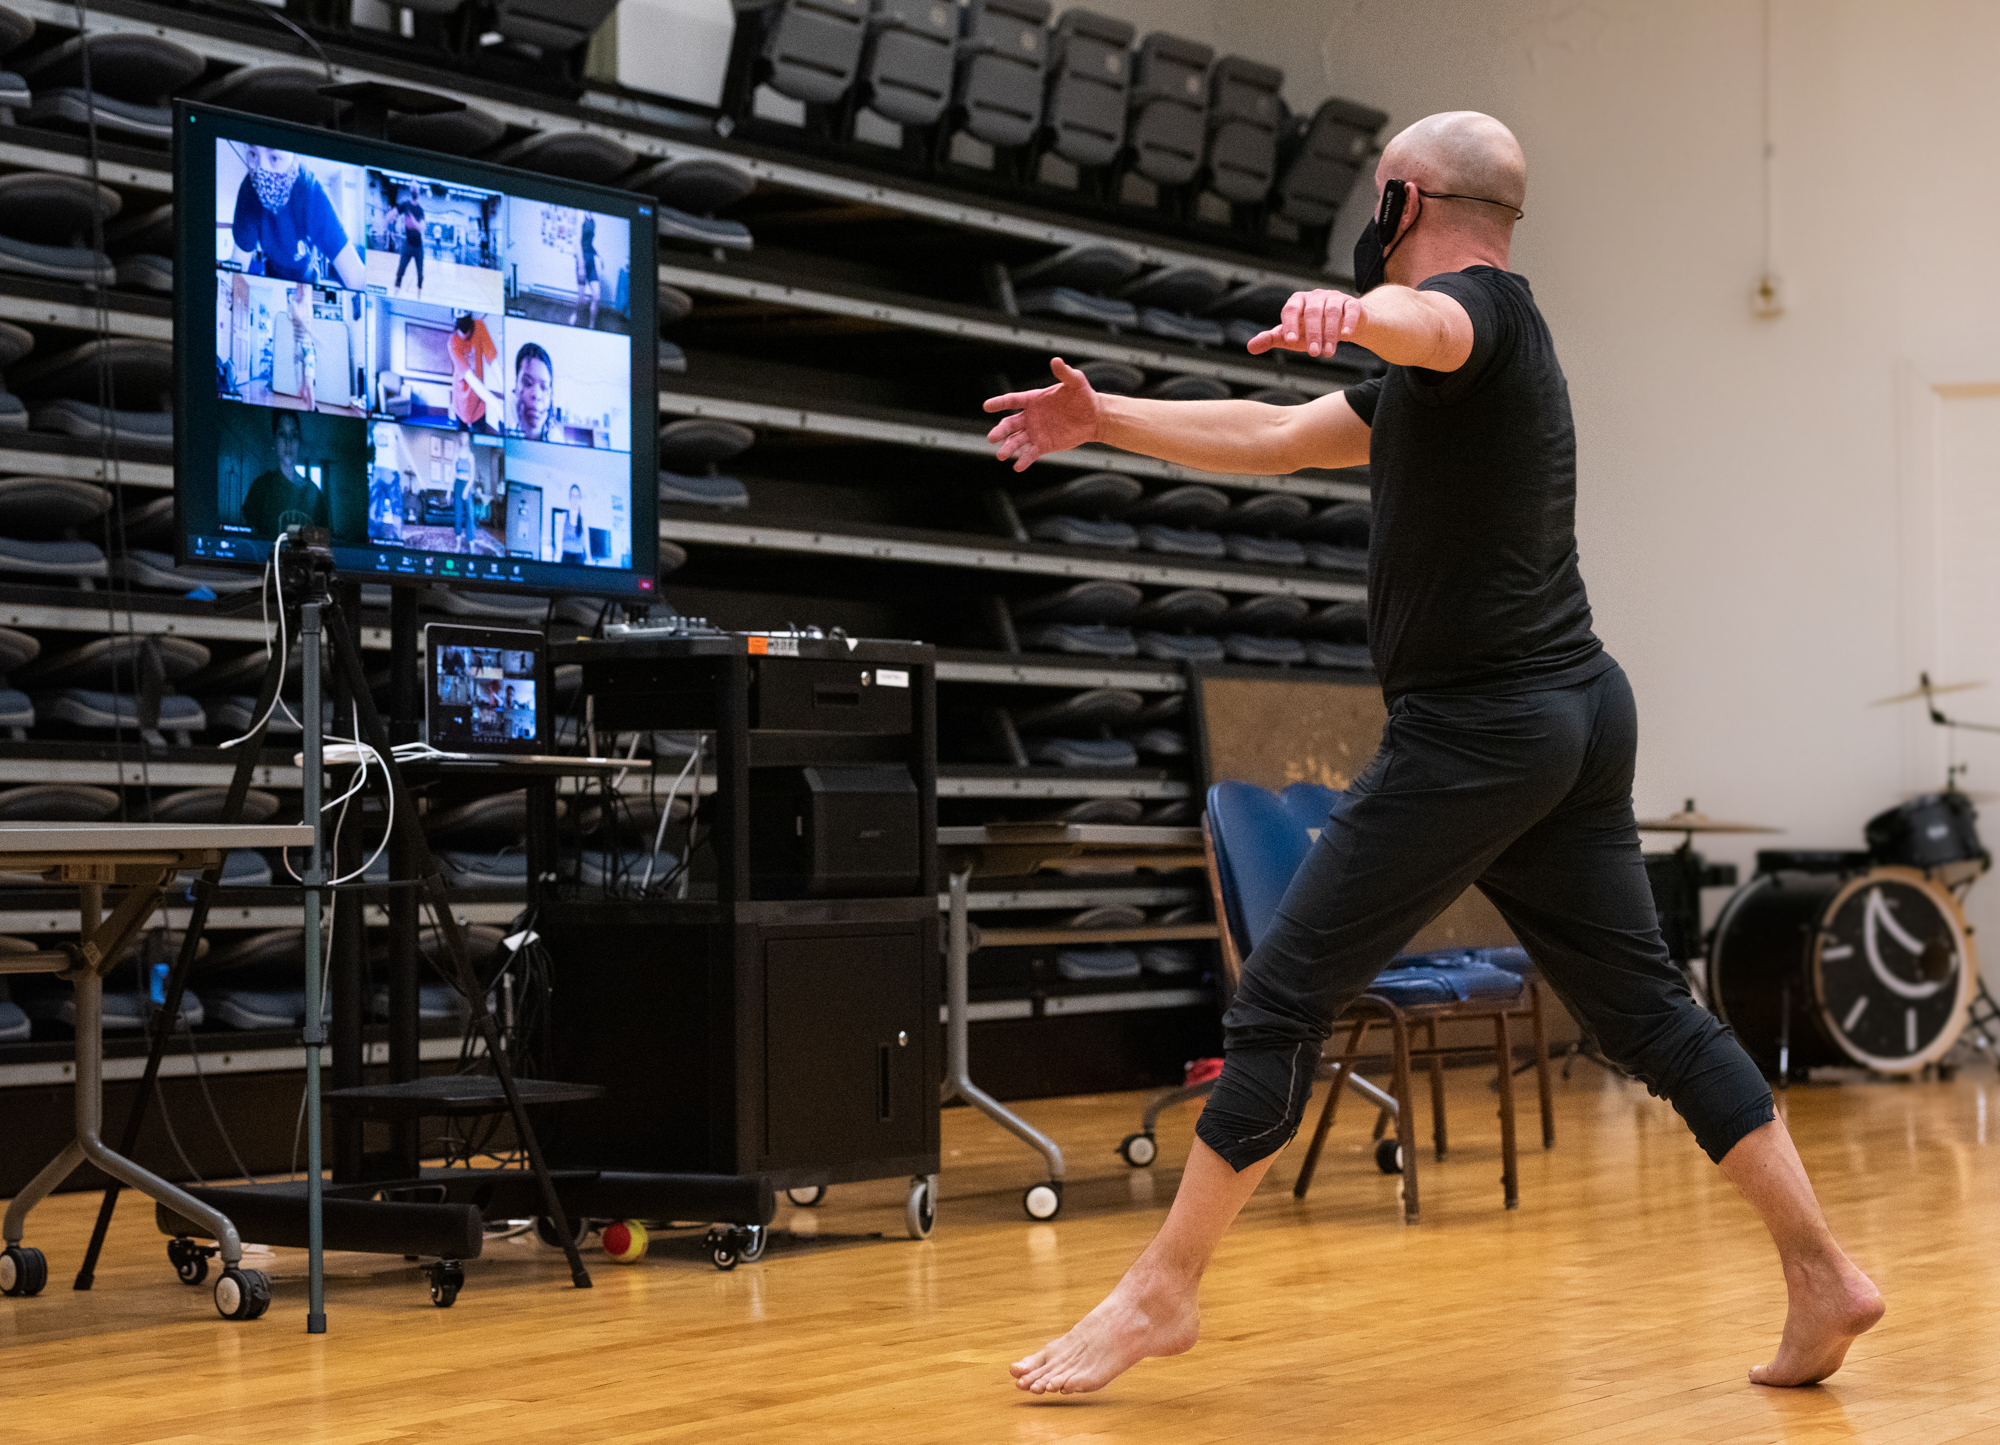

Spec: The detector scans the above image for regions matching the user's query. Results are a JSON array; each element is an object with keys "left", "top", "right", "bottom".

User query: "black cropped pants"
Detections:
[{"left": 1196, "top": 663, "right": 1774, "bottom": 1172}]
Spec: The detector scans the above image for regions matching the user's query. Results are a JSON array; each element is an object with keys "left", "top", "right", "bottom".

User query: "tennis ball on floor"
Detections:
[{"left": 601, "top": 1220, "right": 648, "bottom": 1264}]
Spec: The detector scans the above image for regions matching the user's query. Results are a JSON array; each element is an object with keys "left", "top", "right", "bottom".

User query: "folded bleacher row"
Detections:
[{"left": 724, "top": 1, "right": 1385, "bottom": 247}]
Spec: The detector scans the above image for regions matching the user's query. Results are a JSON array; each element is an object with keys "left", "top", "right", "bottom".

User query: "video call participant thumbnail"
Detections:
[
  {"left": 240, "top": 408, "right": 329, "bottom": 538},
  {"left": 450, "top": 313, "right": 499, "bottom": 431},
  {"left": 230, "top": 146, "right": 364, "bottom": 290},
  {"left": 511, "top": 342, "right": 552, "bottom": 441}
]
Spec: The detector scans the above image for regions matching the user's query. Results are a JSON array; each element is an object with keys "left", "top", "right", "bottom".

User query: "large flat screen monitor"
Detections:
[{"left": 173, "top": 102, "right": 659, "bottom": 601}]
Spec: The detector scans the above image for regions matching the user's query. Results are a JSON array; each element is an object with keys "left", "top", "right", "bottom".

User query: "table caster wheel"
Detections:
[
  {"left": 426, "top": 1259, "right": 464, "bottom": 1308},
  {"left": 1, "top": 1244, "right": 47, "bottom": 1297},
  {"left": 1117, "top": 1132, "right": 1157, "bottom": 1168},
  {"left": 704, "top": 1228, "right": 740, "bottom": 1271},
  {"left": 905, "top": 1175, "right": 935, "bottom": 1240},
  {"left": 533, "top": 1214, "right": 591, "bottom": 1251},
  {"left": 1023, "top": 1182, "right": 1062, "bottom": 1221},
  {"left": 737, "top": 1225, "right": 768, "bottom": 1263},
  {"left": 1375, "top": 1138, "right": 1403, "bottom": 1175},
  {"left": 786, "top": 1185, "right": 826, "bottom": 1207},
  {"left": 214, "top": 1266, "right": 270, "bottom": 1320},
  {"left": 167, "top": 1238, "right": 210, "bottom": 1287}
]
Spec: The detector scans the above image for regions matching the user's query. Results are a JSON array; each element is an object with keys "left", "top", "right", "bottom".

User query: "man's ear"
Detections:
[{"left": 1396, "top": 187, "right": 1423, "bottom": 243}]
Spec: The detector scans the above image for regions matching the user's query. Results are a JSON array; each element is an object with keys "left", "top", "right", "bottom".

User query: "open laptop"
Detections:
[{"left": 423, "top": 622, "right": 613, "bottom": 766}]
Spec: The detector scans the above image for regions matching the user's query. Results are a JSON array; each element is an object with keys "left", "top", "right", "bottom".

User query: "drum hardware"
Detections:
[{"left": 1707, "top": 866, "right": 1979, "bottom": 1085}]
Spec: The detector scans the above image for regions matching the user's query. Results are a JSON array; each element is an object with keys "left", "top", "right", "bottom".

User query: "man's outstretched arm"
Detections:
[{"left": 983, "top": 358, "right": 1371, "bottom": 475}]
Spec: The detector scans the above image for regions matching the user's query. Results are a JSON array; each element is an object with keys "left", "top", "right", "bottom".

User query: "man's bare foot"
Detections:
[
  {"left": 1749, "top": 1252, "right": 1884, "bottom": 1387},
  {"left": 1010, "top": 1273, "right": 1200, "bottom": 1395}
]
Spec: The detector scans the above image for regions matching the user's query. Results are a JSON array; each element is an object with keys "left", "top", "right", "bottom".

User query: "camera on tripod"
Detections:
[{"left": 279, "top": 525, "right": 338, "bottom": 604}]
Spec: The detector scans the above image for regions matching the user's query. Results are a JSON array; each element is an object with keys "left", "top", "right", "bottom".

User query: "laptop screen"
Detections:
[{"left": 424, "top": 623, "right": 548, "bottom": 755}]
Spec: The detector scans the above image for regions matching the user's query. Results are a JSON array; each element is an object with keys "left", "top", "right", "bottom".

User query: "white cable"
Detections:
[
  {"left": 640, "top": 739, "right": 701, "bottom": 890},
  {"left": 219, "top": 535, "right": 290, "bottom": 749},
  {"left": 609, "top": 729, "right": 643, "bottom": 791}
]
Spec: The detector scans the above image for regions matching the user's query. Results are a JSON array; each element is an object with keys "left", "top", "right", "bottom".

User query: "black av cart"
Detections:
[{"left": 544, "top": 626, "right": 943, "bottom": 1239}]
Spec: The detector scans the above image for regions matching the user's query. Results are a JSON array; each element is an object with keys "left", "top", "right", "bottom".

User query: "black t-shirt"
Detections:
[
  {"left": 240, "top": 468, "right": 328, "bottom": 540},
  {"left": 1340, "top": 266, "right": 1611, "bottom": 702}
]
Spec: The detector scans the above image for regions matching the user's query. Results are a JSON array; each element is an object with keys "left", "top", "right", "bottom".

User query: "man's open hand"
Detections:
[
  {"left": 1246, "top": 289, "right": 1366, "bottom": 358},
  {"left": 984, "top": 357, "right": 1101, "bottom": 472}
]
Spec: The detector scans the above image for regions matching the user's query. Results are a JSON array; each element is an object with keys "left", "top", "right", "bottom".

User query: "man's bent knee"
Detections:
[{"left": 1193, "top": 1042, "right": 1319, "bottom": 1172}]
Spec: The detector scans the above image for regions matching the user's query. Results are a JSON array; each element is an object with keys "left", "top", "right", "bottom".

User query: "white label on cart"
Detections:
[{"left": 875, "top": 668, "right": 910, "bottom": 689}]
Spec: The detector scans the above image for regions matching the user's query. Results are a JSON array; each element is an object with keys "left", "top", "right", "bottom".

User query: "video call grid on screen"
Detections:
[
  {"left": 425, "top": 625, "right": 547, "bottom": 754},
  {"left": 175, "top": 103, "right": 659, "bottom": 600}
]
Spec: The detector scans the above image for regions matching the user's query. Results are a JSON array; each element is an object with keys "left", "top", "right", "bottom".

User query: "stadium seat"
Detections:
[
  {"left": 1012, "top": 687, "right": 1142, "bottom": 732},
  {"left": 23, "top": 635, "right": 209, "bottom": 689},
  {"left": 17, "top": 33, "right": 204, "bottom": 143},
  {"left": 107, "top": 201, "right": 174, "bottom": 257},
  {"left": 1041, "top": 9, "right": 1133, "bottom": 170},
  {"left": 1127, "top": 483, "right": 1228, "bottom": 528},
  {"left": 423, "top": 588, "right": 552, "bottom": 622},
  {"left": 424, "top": 791, "right": 533, "bottom": 847},
  {"left": 490, "top": 130, "right": 636, "bottom": 185},
  {"left": 0, "top": 783, "right": 119, "bottom": 821},
  {"left": 113, "top": 255, "right": 171, "bottom": 293},
  {"left": 1276, "top": 95, "right": 1390, "bottom": 230},
  {"left": 0, "top": 475, "right": 110, "bottom": 537},
  {"left": 38, "top": 690, "right": 206, "bottom": 742},
  {"left": 1225, "top": 491, "right": 1312, "bottom": 534},
  {"left": 387, "top": 104, "right": 507, "bottom": 156},
  {"left": 1124, "top": 32, "right": 1213, "bottom": 188},
  {"left": 953, "top": 0, "right": 1049, "bottom": 150},
  {"left": 755, "top": 0, "right": 869, "bottom": 107},
  {"left": 859, "top": 0, "right": 958, "bottom": 128},
  {"left": 17, "top": 337, "right": 171, "bottom": 413},
  {"left": 627, "top": 157, "right": 757, "bottom": 215},
  {"left": 0, "top": 170, "right": 119, "bottom": 245},
  {"left": 1137, "top": 524, "right": 1225, "bottom": 560},
  {"left": 113, "top": 549, "right": 264, "bottom": 596},
  {"left": 1131, "top": 587, "right": 1226, "bottom": 631},
  {"left": 1224, "top": 535, "right": 1307, "bottom": 567},
  {"left": 146, "top": 787, "right": 281, "bottom": 825},
  {"left": 1224, "top": 594, "right": 1309, "bottom": 633},
  {"left": 0, "top": 536, "right": 105, "bottom": 580},
  {"left": 1015, "top": 471, "right": 1142, "bottom": 517},
  {"left": 491, "top": 0, "right": 620, "bottom": 54},
  {"left": 1204, "top": 56, "right": 1285, "bottom": 206},
  {"left": 193, "top": 66, "right": 347, "bottom": 125},
  {"left": 1119, "top": 263, "right": 1227, "bottom": 313},
  {"left": 1017, "top": 623, "right": 1136, "bottom": 658},
  {"left": 1011, "top": 578, "right": 1142, "bottom": 625},
  {"left": 1136, "top": 630, "right": 1222, "bottom": 663}
]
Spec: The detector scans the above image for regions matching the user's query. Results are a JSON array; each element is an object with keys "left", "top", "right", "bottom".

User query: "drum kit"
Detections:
[{"left": 1642, "top": 675, "right": 2000, "bottom": 1084}]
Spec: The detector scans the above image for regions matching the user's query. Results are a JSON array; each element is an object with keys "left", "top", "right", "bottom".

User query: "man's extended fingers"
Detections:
[
  {"left": 1302, "top": 293, "right": 1329, "bottom": 356},
  {"left": 1278, "top": 292, "right": 1306, "bottom": 346},
  {"left": 1050, "top": 356, "right": 1084, "bottom": 386},
  {"left": 987, "top": 413, "right": 1024, "bottom": 444},
  {"left": 984, "top": 390, "right": 1031, "bottom": 413},
  {"left": 1338, "top": 295, "right": 1364, "bottom": 339},
  {"left": 1244, "top": 326, "right": 1282, "bottom": 355}
]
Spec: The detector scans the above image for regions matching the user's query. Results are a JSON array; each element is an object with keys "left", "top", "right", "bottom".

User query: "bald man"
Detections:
[{"left": 988, "top": 112, "right": 1882, "bottom": 1396}]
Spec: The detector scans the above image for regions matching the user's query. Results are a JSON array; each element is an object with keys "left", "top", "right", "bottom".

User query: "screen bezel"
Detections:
[
  {"left": 174, "top": 100, "right": 660, "bottom": 602},
  {"left": 423, "top": 623, "right": 550, "bottom": 756}
]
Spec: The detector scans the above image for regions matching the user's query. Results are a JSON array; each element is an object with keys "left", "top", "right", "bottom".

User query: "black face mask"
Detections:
[
  {"left": 1352, "top": 179, "right": 1526, "bottom": 293},
  {"left": 1351, "top": 178, "right": 1410, "bottom": 295}
]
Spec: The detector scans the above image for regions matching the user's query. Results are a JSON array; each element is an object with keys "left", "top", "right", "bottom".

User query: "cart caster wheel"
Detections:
[
  {"left": 704, "top": 1228, "right": 739, "bottom": 1271},
  {"left": 214, "top": 1266, "right": 270, "bottom": 1320},
  {"left": 1, "top": 1244, "right": 47, "bottom": 1297},
  {"left": 1117, "top": 1132, "right": 1158, "bottom": 1168},
  {"left": 426, "top": 1259, "right": 464, "bottom": 1308},
  {"left": 737, "top": 1225, "right": 768, "bottom": 1263},
  {"left": 1375, "top": 1138, "right": 1404, "bottom": 1175},
  {"left": 533, "top": 1214, "right": 591, "bottom": 1251},
  {"left": 167, "top": 1238, "right": 210, "bottom": 1287},
  {"left": 905, "top": 1175, "right": 936, "bottom": 1240},
  {"left": 786, "top": 1185, "right": 826, "bottom": 1207},
  {"left": 1023, "top": 1182, "right": 1062, "bottom": 1221}
]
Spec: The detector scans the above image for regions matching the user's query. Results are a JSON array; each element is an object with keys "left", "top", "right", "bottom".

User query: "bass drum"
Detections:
[{"left": 1708, "top": 867, "right": 1976, "bottom": 1077}]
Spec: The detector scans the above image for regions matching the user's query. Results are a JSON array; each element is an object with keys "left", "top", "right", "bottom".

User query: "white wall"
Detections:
[{"left": 1178, "top": 1, "right": 2000, "bottom": 971}]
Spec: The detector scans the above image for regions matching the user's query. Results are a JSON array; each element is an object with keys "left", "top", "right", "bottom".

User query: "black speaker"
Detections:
[{"left": 748, "top": 763, "right": 920, "bottom": 898}]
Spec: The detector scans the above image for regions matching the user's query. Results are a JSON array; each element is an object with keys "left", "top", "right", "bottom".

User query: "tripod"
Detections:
[{"left": 72, "top": 530, "right": 591, "bottom": 1325}]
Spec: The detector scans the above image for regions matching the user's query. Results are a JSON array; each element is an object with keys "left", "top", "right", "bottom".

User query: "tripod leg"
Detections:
[
  {"left": 323, "top": 604, "right": 592, "bottom": 1289},
  {"left": 74, "top": 630, "right": 288, "bottom": 1291}
]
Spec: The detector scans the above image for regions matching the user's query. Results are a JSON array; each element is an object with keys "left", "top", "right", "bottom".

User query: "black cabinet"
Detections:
[{"left": 543, "top": 896, "right": 939, "bottom": 1188}]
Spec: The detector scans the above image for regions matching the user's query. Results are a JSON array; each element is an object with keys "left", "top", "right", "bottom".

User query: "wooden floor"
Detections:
[{"left": 5, "top": 1062, "right": 2000, "bottom": 1444}]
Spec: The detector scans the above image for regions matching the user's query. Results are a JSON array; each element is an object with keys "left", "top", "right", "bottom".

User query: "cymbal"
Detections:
[
  {"left": 1635, "top": 809, "right": 1782, "bottom": 835},
  {"left": 1872, "top": 678, "right": 1987, "bottom": 706}
]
